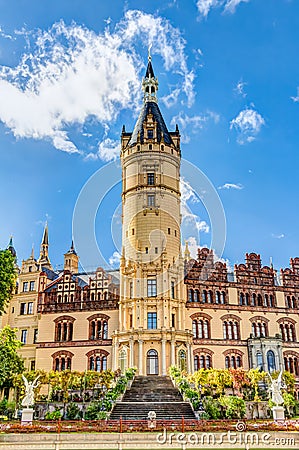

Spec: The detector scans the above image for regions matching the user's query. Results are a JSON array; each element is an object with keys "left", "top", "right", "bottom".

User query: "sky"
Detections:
[{"left": 0, "top": 0, "right": 299, "bottom": 274}]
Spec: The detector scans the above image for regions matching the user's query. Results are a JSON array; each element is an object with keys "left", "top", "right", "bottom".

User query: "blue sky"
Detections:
[{"left": 0, "top": 0, "right": 299, "bottom": 273}]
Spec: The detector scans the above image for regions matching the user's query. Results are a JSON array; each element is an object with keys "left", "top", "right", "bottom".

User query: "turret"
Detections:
[
  {"left": 38, "top": 223, "right": 52, "bottom": 269},
  {"left": 64, "top": 240, "right": 79, "bottom": 273}
]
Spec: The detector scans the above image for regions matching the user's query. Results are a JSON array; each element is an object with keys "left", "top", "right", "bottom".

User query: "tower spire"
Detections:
[
  {"left": 142, "top": 51, "right": 158, "bottom": 103},
  {"left": 38, "top": 222, "right": 52, "bottom": 269}
]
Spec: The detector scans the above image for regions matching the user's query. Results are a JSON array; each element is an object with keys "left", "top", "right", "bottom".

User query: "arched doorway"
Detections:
[
  {"left": 178, "top": 349, "right": 187, "bottom": 372},
  {"left": 147, "top": 349, "right": 158, "bottom": 375}
]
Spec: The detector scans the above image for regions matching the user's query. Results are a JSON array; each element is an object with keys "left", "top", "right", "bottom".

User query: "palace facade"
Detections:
[{"left": 3, "top": 56, "right": 299, "bottom": 397}]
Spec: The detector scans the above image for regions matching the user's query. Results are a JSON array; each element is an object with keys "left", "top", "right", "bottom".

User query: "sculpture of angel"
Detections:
[
  {"left": 21, "top": 374, "right": 40, "bottom": 408},
  {"left": 268, "top": 370, "right": 284, "bottom": 406}
]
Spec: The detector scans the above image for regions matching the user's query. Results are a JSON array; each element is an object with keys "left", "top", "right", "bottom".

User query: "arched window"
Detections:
[
  {"left": 220, "top": 291, "right": 226, "bottom": 304},
  {"left": 54, "top": 316, "right": 75, "bottom": 342},
  {"left": 194, "top": 350, "right": 212, "bottom": 370},
  {"left": 208, "top": 290, "right": 213, "bottom": 303},
  {"left": 251, "top": 293, "right": 256, "bottom": 306},
  {"left": 87, "top": 350, "right": 109, "bottom": 372},
  {"left": 224, "top": 352, "right": 243, "bottom": 369},
  {"left": 52, "top": 351, "right": 74, "bottom": 371},
  {"left": 202, "top": 290, "right": 207, "bottom": 303},
  {"left": 188, "top": 289, "right": 194, "bottom": 302},
  {"left": 88, "top": 314, "right": 110, "bottom": 340},
  {"left": 245, "top": 293, "right": 250, "bottom": 305},
  {"left": 192, "top": 317, "right": 210, "bottom": 339},
  {"left": 257, "top": 352, "right": 263, "bottom": 369},
  {"left": 239, "top": 293, "right": 244, "bottom": 305},
  {"left": 222, "top": 318, "right": 240, "bottom": 340},
  {"left": 119, "top": 348, "right": 127, "bottom": 373},
  {"left": 267, "top": 350, "right": 276, "bottom": 372},
  {"left": 279, "top": 321, "right": 297, "bottom": 342},
  {"left": 216, "top": 291, "right": 221, "bottom": 304},
  {"left": 257, "top": 294, "right": 262, "bottom": 306},
  {"left": 147, "top": 349, "right": 158, "bottom": 375}
]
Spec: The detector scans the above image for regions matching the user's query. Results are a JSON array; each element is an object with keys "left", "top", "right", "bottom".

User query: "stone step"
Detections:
[
  {"left": 110, "top": 402, "right": 195, "bottom": 420},
  {"left": 110, "top": 376, "right": 196, "bottom": 421}
]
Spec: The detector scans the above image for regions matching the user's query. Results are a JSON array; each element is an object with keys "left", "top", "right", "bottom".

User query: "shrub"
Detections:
[
  {"left": 66, "top": 402, "right": 80, "bottom": 420},
  {"left": 219, "top": 395, "right": 246, "bottom": 419},
  {"left": 203, "top": 396, "right": 222, "bottom": 419},
  {"left": 45, "top": 409, "right": 62, "bottom": 420}
]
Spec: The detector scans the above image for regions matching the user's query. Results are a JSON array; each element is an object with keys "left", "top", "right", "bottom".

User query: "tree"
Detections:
[
  {"left": 0, "top": 326, "right": 24, "bottom": 390},
  {"left": 0, "top": 250, "right": 17, "bottom": 314}
]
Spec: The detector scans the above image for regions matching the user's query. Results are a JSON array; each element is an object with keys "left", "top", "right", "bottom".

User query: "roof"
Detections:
[
  {"left": 128, "top": 101, "right": 173, "bottom": 147},
  {"left": 145, "top": 59, "right": 155, "bottom": 78}
]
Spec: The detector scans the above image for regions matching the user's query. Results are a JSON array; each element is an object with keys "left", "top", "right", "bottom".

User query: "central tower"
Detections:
[{"left": 113, "top": 55, "right": 193, "bottom": 375}]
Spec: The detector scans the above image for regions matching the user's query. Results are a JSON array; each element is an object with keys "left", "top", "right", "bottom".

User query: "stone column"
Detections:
[
  {"left": 129, "top": 336, "right": 134, "bottom": 367},
  {"left": 171, "top": 340, "right": 176, "bottom": 366},
  {"left": 113, "top": 340, "right": 119, "bottom": 371},
  {"left": 138, "top": 340, "right": 144, "bottom": 375},
  {"left": 161, "top": 339, "right": 166, "bottom": 375},
  {"left": 187, "top": 343, "right": 192, "bottom": 373}
]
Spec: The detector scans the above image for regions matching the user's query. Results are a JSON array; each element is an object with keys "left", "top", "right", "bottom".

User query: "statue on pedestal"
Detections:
[
  {"left": 21, "top": 375, "right": 40, "bottom": 408},
  {"left": 269, "top": 371, "right": 284, "bottom": 406}
]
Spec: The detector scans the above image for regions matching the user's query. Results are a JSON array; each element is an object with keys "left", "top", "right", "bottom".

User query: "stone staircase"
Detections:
[{"left": 110, "top": 376, "right": 196, "bottom": 420}]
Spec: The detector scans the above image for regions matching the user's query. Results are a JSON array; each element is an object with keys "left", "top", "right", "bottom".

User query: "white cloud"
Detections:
[
  {"left": 223, "top": 0, "right": 249, "bottom": 14},
  {"left": 0, "top": 11, "right": 194, "bottom": 159},
  {"left": 180, "top": 178, "right": 210, "bottom": 233},
  {"left": 271, "top": 233, "right": 285, "bottom": 239},
  {"left": 109, "top": 251, "right": 121, "bottom": 267},
  {"left": 230, "top": 107, "right": 265, "bottom": 144},
  {"left": 291, "top": 87, "right": 299, "bottom": 102},
  {"left": 196, "top": 0, "right": 220, "bottom": 18},
  {"left": 171, "top": 110, "right": 219, "bottom": 143},
  {"left": 218, "top": 182, "right": 243, "bottom": 190},
  {"left": 196, "top": 0, "right": 249, "bottom": 17},
  {"left": 234, "top": 79, "right": 247, "bottom": 98}
]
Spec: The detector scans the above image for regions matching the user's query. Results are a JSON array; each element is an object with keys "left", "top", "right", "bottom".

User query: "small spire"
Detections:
[
  {"left": 142, "top": 53, "right": 158, "bottom": 103},
  {"left": 30, "top": 245, "right": 34, "bottom": 259},
  {"left": 7, "top": 236, "right": 17, "bottom": 258},
  {"left": 184, "top": 240, "right": 191, "bottom": 262},
  {"left": 41, "top": 221, "right": 49, "bottom": 246},
  {"left": 270, "top": 256, "right": 273, "bottom": 269},
  {"left": 67, "top": 240, "right": 77, "bottom": 255}
]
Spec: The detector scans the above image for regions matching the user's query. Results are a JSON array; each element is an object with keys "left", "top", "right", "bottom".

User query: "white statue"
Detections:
[
  {"left": 21, "top": 375, "right": 40, "bottom": 408},
  {"left": 269, "top": 371, "right": 284, "bottom": 406}
]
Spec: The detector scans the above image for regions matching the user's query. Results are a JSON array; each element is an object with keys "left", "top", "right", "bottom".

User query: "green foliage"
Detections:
[
  {"left": 124, "top": 367, "right": 137, "bottom": 380},
  {"left": 283, "top": 392, "right": 296, "bottom": 417},
  {"left": 202, "top": 396, "right": 222, "bottom": 419},
  {"left": 0, "top": 399, "right": 15, "bottom": 419},
  {"left": 45, "top": 409, "right": 62, "bottom": 420},
  {"left": 0, "top": 326, "right": 24, "bottom": 389},
  {"left": 219, "top": 395, "right": 246, "bottom": 419},
  {"left": 85, "top": 401, "right": 104, "bottom": 420},
  {"left": 0, "top": 250, "right": 17, "bottom": 314},
  {"left": 66, "top": 402, "right": 81, "bottom": 420}
]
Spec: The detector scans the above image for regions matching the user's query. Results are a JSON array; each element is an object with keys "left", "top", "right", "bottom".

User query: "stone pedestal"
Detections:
[
  {"left": 21, "top": 408, "right": 34, "bottom": 425},
  {"left": 272, "top": 406, "right": 285, "bottom": 421}
]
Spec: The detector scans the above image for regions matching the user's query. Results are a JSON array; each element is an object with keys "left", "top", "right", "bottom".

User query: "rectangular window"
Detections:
[
  {"left": 155, "top": 247, "right": 158, "bottom": 254},
  {"left": 27, "top": 302, "right": 33, "bottom": 314},
  {"left": 147, "top": 312, "right": 157, "bottom": 329},
  {"left": 29, "top": 281, "right": 35, "bottom": 291},
  {"left": 168, "top": 228, "right": 171, "bottom": 235},
  {"left": 30, "top": 360, "right": 36, "bottom": 371},
  {"left": 147, "top": 194, "right": 155, "bottom": 207},
  {"left": 171, "top": 281, "right": 175, "bottom": 299},
  {"left": 147, "top": 129, "right": 154, "bottom": 139},
  {"left": 23, "top": 282, "right": 28, "bottom": 292},
  {"left": 33, "top": 329, "right": 38, "bottom": 344},
  {"left": 172, "top": 313, "right": 176, "bottom": 328},
  {"left": 147, "top": 173, "right": 155, "bottom": 185},
  {"left": 20, "top": 303, "right": 26, "bottom": 315},
  {"left": 129, "top": 281, "right": 133, "bottom": 299},
  {"left": 21, "top": 329, "right": 27, "bottom": 344},
  {"left": 145, "top": 247, "right": 149, "bottom": 254},
  {"left": 147, "top": 278, "right": 157, "bottom": 297},
  {"left": 129, "top": 314, "right": 133, "bottom": 328}
]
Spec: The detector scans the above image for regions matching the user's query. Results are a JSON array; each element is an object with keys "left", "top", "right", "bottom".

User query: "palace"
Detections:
[{"left": 3, "top": 55, "right": 299, "bottom": 398}]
